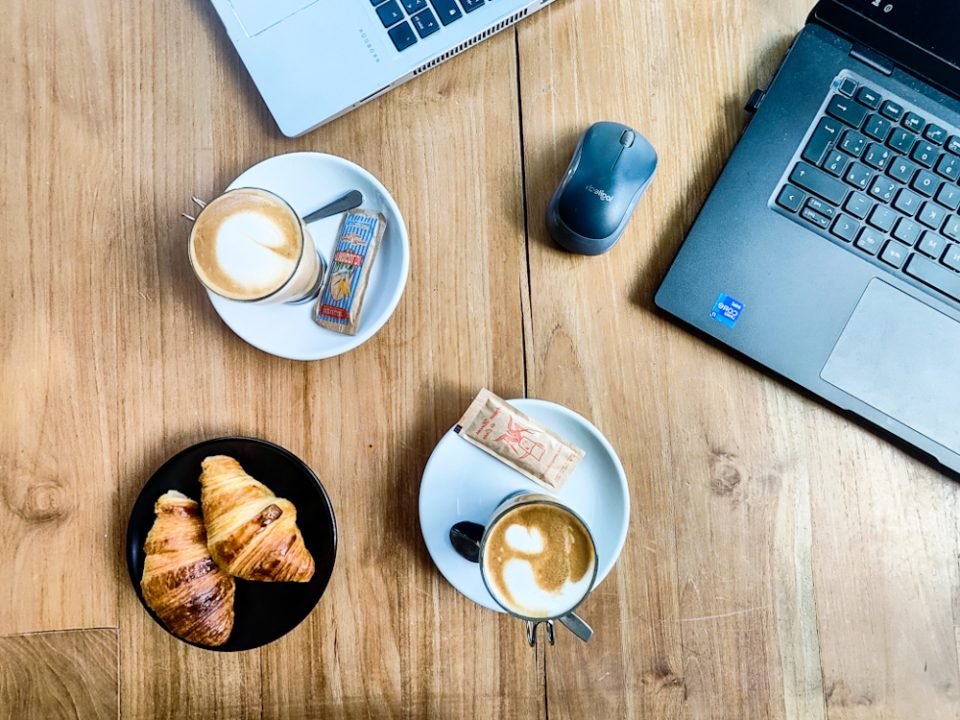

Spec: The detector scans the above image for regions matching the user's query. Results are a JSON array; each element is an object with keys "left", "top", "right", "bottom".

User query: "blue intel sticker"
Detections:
[{"left": 710, "top": 293, "right": 744, "bottom": 328}]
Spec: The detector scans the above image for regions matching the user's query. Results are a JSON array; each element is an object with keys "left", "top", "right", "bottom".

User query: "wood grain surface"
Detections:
[
  {"left": 1, "top": 0, "right": 959, "bottom": 718},
  {"left": 0, "top": 630, "right": 118, "bottom": 720}
]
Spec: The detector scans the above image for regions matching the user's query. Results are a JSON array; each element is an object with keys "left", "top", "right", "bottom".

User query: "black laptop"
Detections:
[{"left": 656, "top": 0, "right": 960, "bottom": 473}]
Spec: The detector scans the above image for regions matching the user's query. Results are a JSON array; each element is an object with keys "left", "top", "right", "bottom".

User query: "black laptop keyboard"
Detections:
[
  {"left": 772, "top": 74, "right": 960, "bottom": 306},
  {"left": 371, "top": 0, "right": 487, "bottom": 52}
]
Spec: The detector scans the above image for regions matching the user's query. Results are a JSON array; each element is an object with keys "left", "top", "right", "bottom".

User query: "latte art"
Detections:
[
  {"left": 189, "top": 188, "right": 322, "bottom": 304},
  {"left": 213, "top": 211, "right": 299, "bottom": 292},
  {"left": 482, "top": 503, "right": 596, "bottom": 619}
]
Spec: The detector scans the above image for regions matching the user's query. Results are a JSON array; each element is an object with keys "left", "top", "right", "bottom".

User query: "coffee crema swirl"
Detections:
[
  {"left": 189, "top": 188, "right": 304, "bottom": 301},
  {"left": 483, "top": 503, "right": 595, "bottom": 619}
]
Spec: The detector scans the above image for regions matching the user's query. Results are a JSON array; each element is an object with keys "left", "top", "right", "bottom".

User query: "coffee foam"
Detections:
[
  {"left": 498, "top": 558, "right": 594, "bottom": 618},
  {"left": 190, "top": 189, "right": 302, "bottom": 301},
  {"left": 483, "top": 503, "right": 595, "bottom": 619}
]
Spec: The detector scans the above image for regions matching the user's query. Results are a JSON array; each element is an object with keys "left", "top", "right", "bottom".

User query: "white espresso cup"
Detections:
[
  {"left": 451, "top": 492, "right": 598, "bottom": 646},
  {"left": 188, "top": 187, "right": 325, "bottom": 305}
]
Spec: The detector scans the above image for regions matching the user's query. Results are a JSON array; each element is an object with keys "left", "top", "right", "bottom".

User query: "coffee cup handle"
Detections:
[{"left": 525, "top": 620, "right": 555, "bottom": 647}]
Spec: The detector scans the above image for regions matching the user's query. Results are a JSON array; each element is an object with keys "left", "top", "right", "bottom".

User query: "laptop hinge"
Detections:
[{"left": 849, "top": 44, "right": 895, "bottom": 76}]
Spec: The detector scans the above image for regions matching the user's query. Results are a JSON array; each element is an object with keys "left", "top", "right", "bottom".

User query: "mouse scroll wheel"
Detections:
[{"left": 619, "top": 130, "right": 635, "bottom": 148}]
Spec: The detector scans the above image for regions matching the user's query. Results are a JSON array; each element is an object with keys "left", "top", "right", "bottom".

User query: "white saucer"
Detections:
[
  {"left": 205, "top": 152, "right": 410, "bottom": 361},
  {"left": 419, "top": 399, "right": 630, "bottom": 613}
]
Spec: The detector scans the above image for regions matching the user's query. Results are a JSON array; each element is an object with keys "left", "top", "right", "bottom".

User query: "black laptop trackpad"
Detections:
[{"left": 821, "top": 279, "right": 960, "bottom": 454}]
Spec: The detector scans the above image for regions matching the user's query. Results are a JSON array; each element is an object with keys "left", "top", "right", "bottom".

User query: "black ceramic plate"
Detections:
[{"left": 126, "top": 437, "right": 337, "bottom": 651}]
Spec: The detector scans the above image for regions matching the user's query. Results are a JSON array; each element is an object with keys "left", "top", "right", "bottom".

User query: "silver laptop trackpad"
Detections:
[
  {"left": 821, "top": 279, "right": 960, "bottom": 453},
  {"left": 228, "top": 0, "right": 321, "bottom": 37}
]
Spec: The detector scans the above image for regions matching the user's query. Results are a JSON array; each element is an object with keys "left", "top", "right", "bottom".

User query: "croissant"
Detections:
[
  {"left": 199, "top": 455, "right": 315, "bottom": 582},
  {"left": 140, "top": 491, "right": 235, "bottom": 646}
]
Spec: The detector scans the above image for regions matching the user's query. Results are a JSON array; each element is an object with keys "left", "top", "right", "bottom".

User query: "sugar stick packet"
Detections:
[
  {"left": 454, "top": 388, "right": 585, "bottom": 490},
  {"left": 313, "top": 209, "right": 386, "bottom": 335}
]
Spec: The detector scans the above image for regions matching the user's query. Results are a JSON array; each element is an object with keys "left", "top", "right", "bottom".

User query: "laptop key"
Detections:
[
  {"left": 893, "top": 218, "right": 922, "bottom": 245},
  {"left": 944, "top": 216, "right": 960, "bottom": 241},
  {"left": 868, "top": 175, "right": 896, "bottom": 203},
  {"left": 840, "top": 130, "right": 868, "bottom": 157},
  {"left": 893, "top": 188, "right": 922, "bottom": 216},
  {"left": 844, "top": 192, "right": 873, "bottom": 219},
  {"left": 838, "top": 78, "right": 857, "bottom": 97},
  {"left": 844, "top": 162, "right": 874, "bottom": 191},
  {"left": 943, "top": 244, "right": 960, "bottom": 272},
  {"left": 936, "top": 184, "right": 960, "bottom": 211},
  {"left": 790, "top": 163, "right": 848, "bottom": 205},
  {"left": 830, "top": 214, "right": 859, "bottom": 243},
  {"left": 880, "top": 100, "right": 904, "bottom": 121},
  {"left": 903, "top": 112, "right": 925, "bottom": 133},
  {"left": 918, "top": 231, "right": 946, "bottom": 258},
  {"left": 911, "top": 141, "right": 940, "bottom": 168},
  {"left": 806, "top": 196, "right": 836, "bottom": 218},
  {"left": 855, "top": 227, "right": 883, "bottom": 255},
  {"left": 911, "top": 169, "right": 940, "bottom": 197},
  {"left": 887, "top": 128, "right": 915, "bottom": 154},
  {"left": 822, "top": 150, "right": 849, "bottom": 177},
  {"left": 802, "top": 117, "right": 843, "bottom": 165},
  {"left": 863, "top": 114, "right": 892, "bottom": 142},
  {"left": 411, "top": 8, "right": 439, "bottom": 37},
  {"left": 430, "top": 0, "right": 462, "bottom": 25},
  {"left": 934, "top": 154, "right": 960, "bottom": 181},
  {"left": 863, "top": 143, "right": 892, "bottom": 171},
  {"left": 775, "top": 184, "right": 805, "bottom": 213},
  {"left": 948, "top": 136, "right": 960, "bottom": 155},
  {"left": 919, "top": 202, "right": 946, "bottom": 230},
  {"left": 904, "top": 253, "right": 960, "bottom": 302},
  {"left": 461, "top": 0, "right": 484, "bottom": 11},
  {"left": 826, "top": 95, "right": 868, "bottom": 128},
  {"left": 377, "top": 0, "right": 404, "bottom": 26},
  {"left": 855, "top": 87, "right": 881, "bottom": 109},
  {"left": 388, "top": 20, "right": 418, "bottom": 49},
  {"left": 867, "top": 204, "right": 896, "bottom": 232},
  {"left": 924, "top": 123, "right": 948, "bottom": 145},
  {"left": 801, "top": 207, "right": 831, "bottom": 230},
  {"left": 371, "top": 0, "right": 390, "bottom": 5},
  {"left": 402, "top": 0, "right": 427, "bottom": 10},
  {"left": 887, "top": 157, "right": 916, "bottom": 183},
  {"left": 879, "top": 241, "right": 908, "bottom": 269}
]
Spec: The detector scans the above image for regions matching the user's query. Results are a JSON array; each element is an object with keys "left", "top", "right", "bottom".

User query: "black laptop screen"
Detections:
[
  {"left": 836, "top": 0, "right": 959, "bottom": 65},
  {"left": 813, "top": 0, "right": 960, "bottom": 96}
]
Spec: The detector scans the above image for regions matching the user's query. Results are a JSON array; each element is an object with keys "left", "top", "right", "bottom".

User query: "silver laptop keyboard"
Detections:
[
  {"left": 371, "top": 0, "right": 487, "bottom": 52},
  {"left": 771, "top": 73, "right": 960, "bottom": 307}
]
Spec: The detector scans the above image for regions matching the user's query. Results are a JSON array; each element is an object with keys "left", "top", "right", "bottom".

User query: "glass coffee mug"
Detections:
[
  {"left": 187, "top": 188, "right": 326, "bottom": 305},
  {"left": 450, "top": 492, "right": 597, "bottom": 646}
]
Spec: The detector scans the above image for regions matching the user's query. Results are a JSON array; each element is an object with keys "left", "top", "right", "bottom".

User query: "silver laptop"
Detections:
[{"left": 210, "top": 0, "right": 558, "bottom": 137}]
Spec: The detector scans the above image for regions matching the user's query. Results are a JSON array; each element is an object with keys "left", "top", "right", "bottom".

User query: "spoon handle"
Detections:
[
  {"left": 302, "top": 190, "right": 363, "bottom": 223},
  {"left": 558, "top": 612, "right": 593, "bottom": 642}
]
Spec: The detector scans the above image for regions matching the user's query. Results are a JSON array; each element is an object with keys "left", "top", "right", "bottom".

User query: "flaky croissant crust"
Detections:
[
  {"left": 199, "top": 456, "right": 315, "bottom": 582},
  {"left": 140, "top": 491, "right": 235, "bottom": 646}
]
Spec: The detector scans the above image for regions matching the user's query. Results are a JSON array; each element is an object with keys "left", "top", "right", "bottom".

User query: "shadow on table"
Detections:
[
  {"left": 375, "top": 381, "right": 464, "bottom": 580},
  {"left": 517, "top": 126, "right": 582, "bottom": 252},
  {"left": 189, "top": 0, "right": 278, "bottom": 140},
  {"left": 632, "top": 32, "right": 797, "bottom": 311}
]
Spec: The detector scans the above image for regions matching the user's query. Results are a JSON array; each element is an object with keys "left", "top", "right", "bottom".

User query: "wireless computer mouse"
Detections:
[{"left": 546, "top": 121, "right": 657, "bottom": 255}]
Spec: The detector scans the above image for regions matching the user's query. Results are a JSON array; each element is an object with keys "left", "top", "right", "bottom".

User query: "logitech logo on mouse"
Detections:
[{"left": 585, "top": 184, "right": 614, "bottom": 202}]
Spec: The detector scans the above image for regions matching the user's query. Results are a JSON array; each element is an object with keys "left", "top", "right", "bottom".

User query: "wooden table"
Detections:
[{"left": 3, "top": 0, "right": 959, "bottom": 718}]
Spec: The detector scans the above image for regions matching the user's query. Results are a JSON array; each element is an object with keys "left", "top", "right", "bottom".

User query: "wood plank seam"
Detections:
[
  {"left": 0, "top": 626, "right": 120, "bottom": 640},
  {"left": 513, "top": 26, "right": 535, "bottom": 404},
  {"left": 512, "top": 22, "right": 549, "bottom": 718}
]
